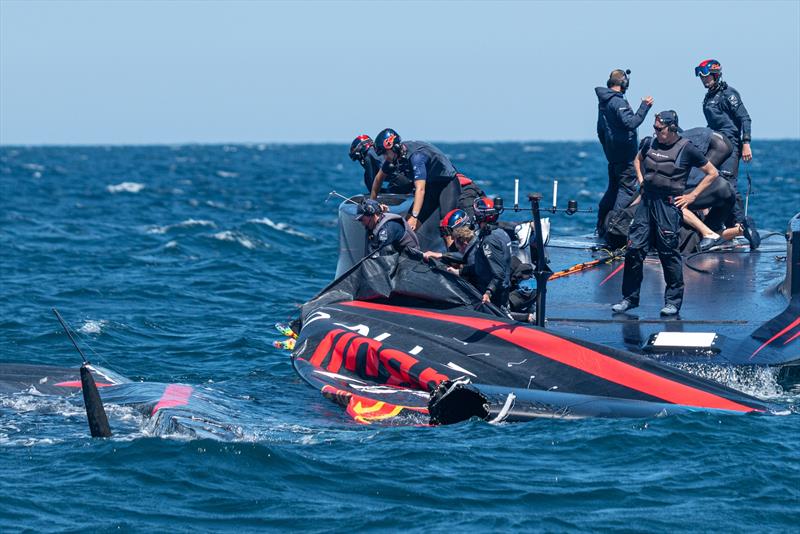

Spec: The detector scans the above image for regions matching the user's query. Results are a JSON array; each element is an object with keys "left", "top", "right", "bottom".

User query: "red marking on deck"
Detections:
[
  {"left": 750, "top": 316, "right": 800, "bottom": 359},
  {"left": 599, "top": 262, "right": 625, "bottom": 286}
]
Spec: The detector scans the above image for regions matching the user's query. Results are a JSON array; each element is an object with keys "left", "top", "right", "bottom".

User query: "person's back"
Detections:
[
  {"left": 595, "top": 69, "right": 653, "bottom": 237},
  {"left": 596, "top": 88, "right": 643, "bottom": 164}
]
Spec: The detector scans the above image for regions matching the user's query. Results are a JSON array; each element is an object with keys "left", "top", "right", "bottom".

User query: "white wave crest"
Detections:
[
  {"left": 147, "top": 219, "right": 216, "bottom": 234},
  {"left": 211, "top": 231, "right": 256, "bottom": 249},
  {"left": 248, "top": 217, "right": 312, "bottom": 239},
  {"left": 216, "top": 170, "right": 239, "bottom": 178},
  {"left": 78, "top": 319, "right": 107, "bottom": 334},
  {"left": 107, "top": 182, "right": 145, "bottom": 193}
]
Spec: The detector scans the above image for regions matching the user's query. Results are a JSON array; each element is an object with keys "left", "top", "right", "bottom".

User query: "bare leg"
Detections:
[
  {"left": 721, "top": 223, "right": 744, "bottom": 241},
  {"left": 682, "top": 208, "right": 719, "bottom": 239}
]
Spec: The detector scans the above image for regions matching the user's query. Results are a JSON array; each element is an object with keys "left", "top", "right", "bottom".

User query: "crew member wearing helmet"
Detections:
[
  {"left": 695, "top": 59, "right": 758, "bottom": 248},
  {"left": 612, "top": 111, "right": 719, "bottom": 317},
  {"left": 349, "top": 134, "right": 413, "bottom": 194},
  {"left": 421, "top": 208, "right": 473, "bottom": 264},
  {"left": 452, "top": 197, "right": 511, "bottom": 306},
  {"left": 595, "top": 69, "right": 654, "bottom": 238},
  {"left": 356, "top": 199, "right": 419, "bottom": 255},
  {"left": 369, "top": 128, "right": 461, "bottom": 251}
]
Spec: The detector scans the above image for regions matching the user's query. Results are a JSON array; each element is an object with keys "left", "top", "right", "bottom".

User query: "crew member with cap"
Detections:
[
  {"left": 356, "top": 199, "right": 419, "bottom": 255},
  {"left": 612, "top": 111, "right": 718, "bottom": 316},
  {"left": 450, "top": 197, "right": 512, "bottom": 306},
  {"left": 595, "top": 69, "right": 654, "bottom": 237},
  {"left": 349, "top": 134, "right": 413, "bottom": 194},
  {"left": 369, "top": 128, "right": 461, "bottom": 250},
  {"left": 695, "top": 59, "right": 759, "bottom": 249}
]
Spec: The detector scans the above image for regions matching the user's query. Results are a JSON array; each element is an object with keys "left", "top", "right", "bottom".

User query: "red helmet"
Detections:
[
  {"left": 349, "top": 134, "right": 373, "bottom": 162},
  {"left": 695, "top": 59, "right": 722, "bottom": 79},
  {"left": 473, "top": 197, "right": 500, "bottom": 224},
  {"left": 439, "top": 209, "right": 470, "bottom": 237}
]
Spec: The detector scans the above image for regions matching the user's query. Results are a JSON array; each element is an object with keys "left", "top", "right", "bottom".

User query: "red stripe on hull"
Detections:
[
  {"left": 750, "top": 316, "right": 800, "bottom": 359},
  {"left": 151, "top": 384, "right": 193, "bottom": 416},
  {"left": 342, "top": 301, "right": 758, "bottom": 412},
  {"left": 54, "top": 381, "right": 113, "bottom": 388}
]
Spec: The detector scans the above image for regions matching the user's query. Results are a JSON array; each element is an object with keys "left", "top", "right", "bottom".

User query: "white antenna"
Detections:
[{"left": 552, "top": 180, "right": 558, "bottom": 210}]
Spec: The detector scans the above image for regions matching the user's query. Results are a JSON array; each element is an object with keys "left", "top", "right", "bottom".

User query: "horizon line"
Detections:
[{"left": 3, "top": 136, "right": 799, "bottom": 148}]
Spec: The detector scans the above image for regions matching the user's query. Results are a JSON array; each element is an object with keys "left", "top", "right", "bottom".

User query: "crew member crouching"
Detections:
[
  {"left": 450, "top": 198, "right": 512, "bottom": 307},
  {"left": 356, "top": 199, "right": 420, "bottom": 256}
]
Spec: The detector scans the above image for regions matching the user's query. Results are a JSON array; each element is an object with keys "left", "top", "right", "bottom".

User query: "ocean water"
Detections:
[{"left": 1, "top": 142, "right": 799, "bottom": 531}]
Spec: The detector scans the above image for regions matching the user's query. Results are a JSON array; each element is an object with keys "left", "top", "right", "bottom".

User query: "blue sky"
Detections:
[{"left": 1, "top": 0, "right": 798, "bottom": 145}]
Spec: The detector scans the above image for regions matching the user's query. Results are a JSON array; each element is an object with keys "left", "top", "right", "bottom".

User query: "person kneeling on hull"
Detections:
[
  {"left": 448, "top": 198, "right": 512, "bottom": 307},
  {"left": 612, "top": 111, "right": 718, "bottom": 317},
  {"left": 356, "top": 199, "right": 420, "bottom": 256}
]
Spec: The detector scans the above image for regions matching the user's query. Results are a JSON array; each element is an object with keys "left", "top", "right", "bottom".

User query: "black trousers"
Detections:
[
  {"left": 621, "top": 195, "right": 684, "bottom": 309},
  {"left": 718, "top": 143, "right": 745, "bottom": 225},
  {"left": 597, "top": 161, "right": 638, "bottom": 234},
  {"left": 413, "top": 177, "right": 461, "bottom": 252}
]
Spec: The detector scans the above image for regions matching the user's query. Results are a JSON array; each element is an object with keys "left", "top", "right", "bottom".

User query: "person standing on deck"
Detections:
[
  {"left": 696, "top": 59, "right": 759, "bottom": 249},
  {"left": 595, "top": 68, "right": 654, "bottom": 238},
  {"left": 612, "top": 111, "right": 718, "bottom": 317}
]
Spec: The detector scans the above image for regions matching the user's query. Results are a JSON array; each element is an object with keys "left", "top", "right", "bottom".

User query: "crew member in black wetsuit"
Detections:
[
  {"left": 452, "top": 197, "right": 511, "bottom": 307},
  {"left": 669, "top": 127, "right": 736, "bottom": 250},
  {"left": 369, "top": 129, "right": 461, "bottom": 251},
  {"left": 595, "top": 69, "right": 654, "bottom": 237},
  {"left": 356, "top": 199, "right": 420, "bottom": 255},
  {"left": 349, "top": 134, "right": 413, "bottom": 194},
  {"left": 612, "top": 111, "right": 719, "bottom": 316},
  {"left": 696, "top": 59, "right": 759, "bottom": 249}
]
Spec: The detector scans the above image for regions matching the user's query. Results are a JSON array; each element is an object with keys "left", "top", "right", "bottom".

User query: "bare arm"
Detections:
[
  {"left": 675, "top": 162, "right": 718, "bottom": 209},
  {"left": 633, "top": 152, "right": 644, "bottom": 185},
  {"left": 370, "top": 169, "right": 385, "bottom": 200},
  {"left": 408, "top": 180, "right": 425, "bottom": 231}
]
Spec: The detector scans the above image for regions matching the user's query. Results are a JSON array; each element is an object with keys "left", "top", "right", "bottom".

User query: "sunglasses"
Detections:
[{"left": 654, "top": 123, "right": 668, "bottom": 132}]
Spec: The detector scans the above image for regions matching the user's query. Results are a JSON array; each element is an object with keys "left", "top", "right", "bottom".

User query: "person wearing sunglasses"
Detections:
[
  {"left": 595, "top": 68, "right": 654, "bottom": 239},
  {"left": 695, "top": 59, "right": 758, "bottom": 248},
  {"left": 612, "top": 111, "right": 719, "bottom": 317}
]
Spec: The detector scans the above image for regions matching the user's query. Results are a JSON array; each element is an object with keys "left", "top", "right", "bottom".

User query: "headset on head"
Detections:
[{"left": 607, "top": 69, "right": 631, "bottom": 92}]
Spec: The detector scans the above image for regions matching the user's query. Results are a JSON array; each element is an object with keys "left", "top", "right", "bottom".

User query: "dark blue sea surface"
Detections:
[{"left": 1, "top": 142, "right": 799, "bottom": 531}]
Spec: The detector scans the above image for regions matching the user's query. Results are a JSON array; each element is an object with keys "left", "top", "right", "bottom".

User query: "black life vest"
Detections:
[
  {"left": 370, "top": 213, "right": 420, "bottom": 252},
  {"left": 397, "top": 141, "right": 458, "bottom": 183},
  {"left": 642, "top": 137, "right": 691, "bottom": 197}
]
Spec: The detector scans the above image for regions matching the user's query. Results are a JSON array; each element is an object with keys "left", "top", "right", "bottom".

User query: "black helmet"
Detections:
[
  {"left": 349, "top": 134, "right": 373, "bottom": 162},
  {"left": 374, "top": 128, "right": 402, "bottom": 156},
  {"left": 473, "top": 197, "right": 501, "bottom": 224},
  {"left": 356, "top": 199, "right": 382, "bottom": 220}
]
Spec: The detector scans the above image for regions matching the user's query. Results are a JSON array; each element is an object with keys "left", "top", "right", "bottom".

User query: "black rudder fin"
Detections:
[{"left": 80, "top": 365, "right": 112, "bottom": 438}]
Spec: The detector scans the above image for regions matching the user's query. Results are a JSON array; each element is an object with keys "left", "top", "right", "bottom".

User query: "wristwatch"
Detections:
[{"left": 411, "top": 210, "right": 419, "bottom": 218}]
